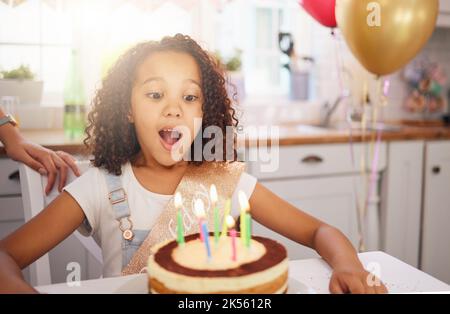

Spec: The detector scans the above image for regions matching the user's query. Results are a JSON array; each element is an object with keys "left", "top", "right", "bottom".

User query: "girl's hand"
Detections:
[
  {"left": 5, "top": 137, "right": 80, "bottom": 194},
  {"left": 329, "top": 267, "right": 388, "bottom": 294}
]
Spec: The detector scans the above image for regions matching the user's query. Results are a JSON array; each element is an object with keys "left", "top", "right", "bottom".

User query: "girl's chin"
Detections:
[{"left": 154, "top": 151, "right": 185, "bottom": 167}]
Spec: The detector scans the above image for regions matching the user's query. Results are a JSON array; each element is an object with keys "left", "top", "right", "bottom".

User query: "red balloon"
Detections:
[{"left": 299, "top": 0, "right": 337, "bottom": 28}]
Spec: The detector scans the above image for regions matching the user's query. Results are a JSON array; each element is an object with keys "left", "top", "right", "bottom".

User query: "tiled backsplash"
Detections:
[{"left": 307, "top": 25, "right": 450, "bottom": 122}]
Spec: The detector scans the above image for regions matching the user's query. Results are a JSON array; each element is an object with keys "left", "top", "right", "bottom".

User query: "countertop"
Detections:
[
  {"left": 247, "top": 121, "right": 450, "bottom": 146},
  {"left": 35, "top": 251, "right": 449, "bottom": 294},
  {"left": 1, "top": 121, "right": 450, "bottom": 156},
  {"left": 0, "top": 129, "right": 89, "bottom": 156}
]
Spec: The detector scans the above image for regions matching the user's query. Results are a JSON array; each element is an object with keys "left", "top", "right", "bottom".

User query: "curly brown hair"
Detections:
[{"left": 84, "top": 34, "right": 239, "bottom": 175}]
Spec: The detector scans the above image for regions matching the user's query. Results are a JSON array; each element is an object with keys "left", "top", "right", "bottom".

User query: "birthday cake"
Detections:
[{"left": 147, "top": 233, "right": 288, "bottom": 294}]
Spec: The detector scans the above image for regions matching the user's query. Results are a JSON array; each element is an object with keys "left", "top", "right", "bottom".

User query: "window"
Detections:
[
  {"left": 215, "top": 0, "right": 313, "bottom": 100},
  {"left": 0, "top": 0, "right": 72, "bottom": 105},
  {"left": 1, "top": 0, "right": 325, "bottom": 107},
  {"left": 0, "top": 0, "right": 198, "bottom": 106}
]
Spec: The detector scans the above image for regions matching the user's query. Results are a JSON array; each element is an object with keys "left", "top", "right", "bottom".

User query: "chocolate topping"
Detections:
[{"left": 153, "top": 233, "right": 287, "bottom": 277}]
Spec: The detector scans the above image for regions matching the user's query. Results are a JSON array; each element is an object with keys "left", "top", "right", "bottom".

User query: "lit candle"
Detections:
[
  {"left": 210, "top": 184, "right": 219, "bottom": 245},
  {"left": 201, "top": 221, "right": 212, "bottom": 260},
  {"left": 194, "top": 198, "right": 205, "bottom": 242},
  {"left": 195, "top": 199, "right": 211, "bottom": 260},
  {"left": 220, "top": 199, "right": 231, "bottom": 239},
  {"left": 226, "top": 215, "right": 237, "bottom": 262},
  {"left": 245, "top": 211, "right": 251, "bottom": 248},
  {"left": 174, "top": 192, "right": 185, "bottom": 246},
  {"left": 238, "top": 191, "right": 249, "bottom": 245}
]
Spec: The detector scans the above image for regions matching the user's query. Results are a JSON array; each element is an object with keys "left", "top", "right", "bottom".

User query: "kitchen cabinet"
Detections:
[
  {"left": 246, "top": 143, "right": 387, "bottom": 260},
  {"left": 421, "top": 140, "right": 450, "bottom": 284},
  {"left": 0, "top": 157, "right": 101, "bottom": 284},
  {"left": 0, "top": 158, "right": 30, "bottom": 281},
  {"left": 251, "top": 175, "right": 360, "bottom": 259},
  {"left": 380, "top": 141, "right": 424, "bottom": 268}
]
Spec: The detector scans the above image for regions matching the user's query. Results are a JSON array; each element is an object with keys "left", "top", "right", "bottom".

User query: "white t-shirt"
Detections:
[{"left": 63, "top": 162, "right": 257, "bottom": 277}]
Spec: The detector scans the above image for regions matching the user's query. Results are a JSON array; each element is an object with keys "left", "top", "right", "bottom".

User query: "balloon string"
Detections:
[
  {"left": 362, "top": 77, "right": 390, "bottom": 251},
  {"left": 332, "top": 31, "right": 345, "bottom": 93},
  {"left": 357, "top": 79, "right": 369, "bottom": 252},
  {"left": 365, "top": 127, "right": 382, "bottom": 220},
  {"left": 369, "top": 78, "right": 381, "bottom": 160},
  {"left": 333, "top": 30, "right": 366, "bottom": 252}
]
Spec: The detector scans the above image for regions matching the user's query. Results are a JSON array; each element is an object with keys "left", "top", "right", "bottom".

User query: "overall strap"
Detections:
[
  {"left": 103, "top": 172, "right": 134, "bottom": 241},
  {"left": 103, "top": 171, "right": 150, "bottom": 268},
  {"left": 104, "top": 173, "right": 131, "bottom": 220}
]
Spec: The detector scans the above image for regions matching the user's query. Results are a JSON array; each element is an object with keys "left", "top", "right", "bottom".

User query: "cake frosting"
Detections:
[{"left": 147, "top": 233, "right": 288, "bottom": 294}]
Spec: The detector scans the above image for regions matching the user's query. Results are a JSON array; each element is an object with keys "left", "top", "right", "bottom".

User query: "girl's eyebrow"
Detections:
[
  {"left": 141, "top": 76, "right": 164, "bottom": 86},
  {"left": 185, "top": 78, "right": 201, "bottom": 88},
  {"left": 141, "top": 77, "right": 200, "bottom": 88}
]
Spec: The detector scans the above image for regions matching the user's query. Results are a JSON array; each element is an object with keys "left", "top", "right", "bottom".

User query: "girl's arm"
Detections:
[
  {"left": 250, "top": 182, "right": 387, "bottom": 294},
  {"left": 0, "top": 108, "right": 80, "bottom": 194},
  {"left": 0, "top": 191, "right": 85, "bottom": 293}
]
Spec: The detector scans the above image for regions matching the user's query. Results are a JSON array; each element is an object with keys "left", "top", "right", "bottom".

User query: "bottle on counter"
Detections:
[{"left": 63, "top": 49, "right": 86, "bottom": 140}]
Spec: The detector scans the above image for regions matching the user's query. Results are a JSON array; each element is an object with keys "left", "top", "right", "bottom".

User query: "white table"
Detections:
[{"left": 36, "top": 251, "right": 449, "bottom": 294}]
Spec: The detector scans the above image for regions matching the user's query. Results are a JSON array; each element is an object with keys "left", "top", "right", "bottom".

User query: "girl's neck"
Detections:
[{"left": 131, "top": 151, "right": 188, "bottom": 195}]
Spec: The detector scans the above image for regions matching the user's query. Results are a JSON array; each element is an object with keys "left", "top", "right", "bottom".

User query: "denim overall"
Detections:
[{"left": 104, "top": 172, "right": 150, "bottom": 270}]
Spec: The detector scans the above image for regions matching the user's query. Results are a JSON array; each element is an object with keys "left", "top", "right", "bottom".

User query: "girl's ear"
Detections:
[{"left": 127, "top": 113, "right": 134, "bottom": 123}]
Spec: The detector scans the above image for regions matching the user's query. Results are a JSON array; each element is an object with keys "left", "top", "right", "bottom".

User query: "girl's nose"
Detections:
[{"left": 162, "top": 103, "right": 182, "bottom": 118}]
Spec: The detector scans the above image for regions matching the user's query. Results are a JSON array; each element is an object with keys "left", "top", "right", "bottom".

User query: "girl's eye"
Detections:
[
  {"left": 183, "top": 95, "right": 198, "bottom": 102},
  {"left": 146, "top": 92, "right": 163, "bottom": 100}
]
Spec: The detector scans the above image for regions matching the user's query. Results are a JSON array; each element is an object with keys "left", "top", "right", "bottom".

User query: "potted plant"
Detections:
[
  {"left": 0, "top": 64, "right": 43, "bottom": 105},
  {"left": 215, "top": 49, "right": 246, "bottom": 103}
]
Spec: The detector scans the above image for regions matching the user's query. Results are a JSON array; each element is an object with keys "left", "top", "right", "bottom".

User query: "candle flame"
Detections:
[
  {"left": 225, "top": 215, "right": 235, "bottom": 228},
  {"left": 174, "top": 192, "right": 183, "bottom": 209},
  {"left": 210, "top": 184, "right": 218, "bottom": 203},
  {"left": 194, "top": 198, "right": 205, "bottom": 218},
  {"left": 238, "top": 190, "right": 250, "bottom": 213}
]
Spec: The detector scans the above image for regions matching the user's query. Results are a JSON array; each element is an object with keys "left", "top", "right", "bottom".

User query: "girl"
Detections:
[{"left": 0, "top": 34, "right": 386, "bottom": 293}]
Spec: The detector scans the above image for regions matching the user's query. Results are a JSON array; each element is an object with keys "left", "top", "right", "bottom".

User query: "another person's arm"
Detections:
[
  {"left": 0, "top": 192, "right": 85, "bottom": 293},
  {"left": 0, "top": 108, "right": 80, "bottom": 194},
  {"left": 250, "top": 183, "right": 387, "bottom": 294}
]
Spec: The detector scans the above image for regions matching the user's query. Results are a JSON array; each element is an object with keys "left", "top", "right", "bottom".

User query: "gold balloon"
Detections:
[{"left": 336, "top": 0, "right": 439, "bottom": 76}]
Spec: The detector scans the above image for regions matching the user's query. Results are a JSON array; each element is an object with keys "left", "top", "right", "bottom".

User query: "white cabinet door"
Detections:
[
  {"left": 0, "top": 159, "right": 21, "bottom": 195},
  {"left": 381, "top": 141, "right": 424, "bottom": 268},
  {"left": 253, "top": 175, "right": 360, "bottom": 260},
  {"left": 438, "top": 0, "right": 450, "bottom": 27},
  {"left": 441, "top": 0, "right": 450, "bottom": 11},
  {"left": 421, "top": 141, "right": 450, "bottom": 284}
]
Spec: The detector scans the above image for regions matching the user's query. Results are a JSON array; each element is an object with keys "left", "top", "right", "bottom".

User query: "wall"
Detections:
[
  {"left": 305, "top": 24, "right": 450, "bottom": 123},
  {"left": 385, "top": 27, "right": 450, "bottom": 121}
]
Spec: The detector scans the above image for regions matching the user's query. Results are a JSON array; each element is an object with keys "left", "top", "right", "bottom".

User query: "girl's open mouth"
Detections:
[{"left": 158, "top": 128, "right": 183, "bottom": 151}]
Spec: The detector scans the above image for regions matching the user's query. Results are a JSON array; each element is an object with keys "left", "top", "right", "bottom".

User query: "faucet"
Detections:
[{"left": 319, "top": 89, "right": 351, "bottom": 127}]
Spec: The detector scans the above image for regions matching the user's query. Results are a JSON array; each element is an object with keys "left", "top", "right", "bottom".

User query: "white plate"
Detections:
[{"left": 114, "top": 275, "right": 312, "bottom": 294}]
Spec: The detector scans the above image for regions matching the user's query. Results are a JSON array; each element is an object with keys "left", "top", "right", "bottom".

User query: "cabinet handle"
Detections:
[
  {"left": 432, "top": 166, "right": 441, "bottom": 175},
  {"left": 301, "top": 155, "right": 323, "bottom": 164},
  {"left": 8, "top": 170, "right": 20, "bottom": 181}
]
